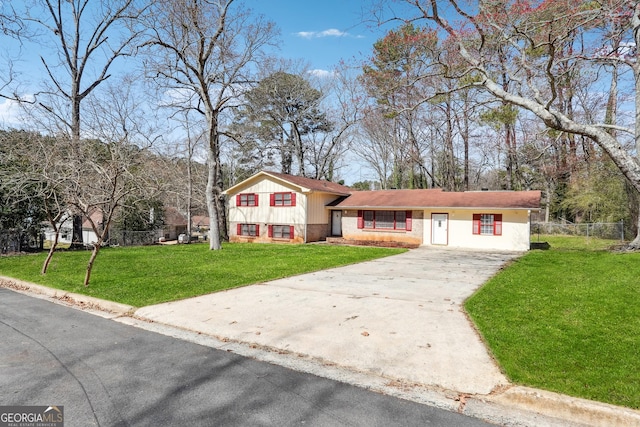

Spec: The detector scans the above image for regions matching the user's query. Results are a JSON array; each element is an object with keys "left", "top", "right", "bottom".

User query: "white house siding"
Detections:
[
  {"left": 43, "top": 217, "right": 73, "bottom": 244},
  {"left": 307, "top": 193, "right": 337, "bottom": 224},
  {"left": 422, "top": 209, "right": 531, "bottom": 251}
]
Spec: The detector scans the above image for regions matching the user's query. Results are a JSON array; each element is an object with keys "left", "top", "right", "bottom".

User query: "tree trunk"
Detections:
[
  {"left": 70, "top": 215, "right": 84, "bottom": 249},
  {"left": 206, "top": 118, "right": 222, "bottom": 250},
  {"left": 444, "top": 100, "right": 456, "bottom": 191},
  {"left": 463, "top": 102, "right": 470, "bottom": 191},
  {"left": 631, "top": 10, "right": 640, "bottom": 246},
  {"left": 69, "top": 78, "right": 84, "bottom": 250},
  {"left": 206, "top": 172, "right": 221, "bottom": 250},
  {"left": 83, "top": 244, "right": 100, "bottom": 287},
  {"left": 187, "top": 151, "right": 193, "bottom": 240},
  {"left": 291, "top": 122, "right": 305, "bottom": 176},
  {"left": 82, "top": 213, "right": 116, "bottom": 287},
  {"left": 629, "top": 201, "right": 640, "bottom": 249},
  {"left": 216, "top": 169, "right": 228, "bottom": 242},
  {"left": 41, "top": 229, "right": 59, "bottom": 275}
]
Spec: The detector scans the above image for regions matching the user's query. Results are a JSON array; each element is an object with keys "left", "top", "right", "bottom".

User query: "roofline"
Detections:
[
  {"left": 221, "top": 171, "right": 309, "bottom": 195},
  {"left": 222, "top": 170, "right": 352, "bottom": 196},
  {"left": 261, "top": 171, "right": 308, "bottom": 192},
  {"left": 260, "top": 171, "right": 351, "bottom": 195},
  {"left": 328, "top": 206, "right": 540, "bottom": 211}
]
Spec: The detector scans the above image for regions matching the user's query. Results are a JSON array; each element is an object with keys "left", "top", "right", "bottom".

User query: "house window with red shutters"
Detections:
[
  {"left": 236, "top": 193, "right": 258, "bottom": 207},
  {"left": 268, "top": 225, "right": 294, "bottom": 239},
  {"left": 270, "top": 192, "right": 296, "bottom": 206},
  {"left": 357, "top": 210, "right": 412, "bottom": 231},
  {"left": 472, "top": 214, "right": 502, "bottom": 236},
  {"left": 237, "top": 223, "right": 259, "bottom": 237}
]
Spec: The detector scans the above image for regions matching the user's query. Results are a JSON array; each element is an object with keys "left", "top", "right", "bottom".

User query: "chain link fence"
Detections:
[
  {"left": 531, "top": 221, "right": 626, "bottom": 241},
  {"left": 106, "top": 230, "right": 159, "bottom": 247},
  {"left": 0, "top": 230, "right": 21, "bottom": 254},
  {"left": 0, "top": 230, "right": 43, "bottom": 254}
]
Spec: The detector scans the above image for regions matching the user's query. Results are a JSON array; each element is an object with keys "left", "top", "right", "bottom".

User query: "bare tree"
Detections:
[
  {"left": 353, "top": 107, "right": 397, "bottom": 189},
  {"left": 381, "top": 0, "right": 640, "bottom": 246},
  {"left": 161, "top": 111, "right": 207, "bottom": 240},
  {"left": 141, "top": 0, "right": 278, "bottom": 249},
  {"left": 1, "top": 0, "right": 148, "bottom": 248},
  {"left": 73, "top": 78, "right": 160, "bottom": 286},
  {"left": 307, "top": 64, "right": 365, "bottom": 181},
  {"left": 31, "top": 135, "right": 71, "bottom": 273}
]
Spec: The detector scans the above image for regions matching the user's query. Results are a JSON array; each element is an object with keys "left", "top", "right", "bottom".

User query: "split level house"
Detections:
[{"left": 223, "top": 171, "right": 542, "bottom": 251}]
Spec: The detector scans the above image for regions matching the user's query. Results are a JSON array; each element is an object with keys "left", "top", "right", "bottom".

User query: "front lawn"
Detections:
[
  {"left": 465, "top": 235, "right": 640, "bottom": 409},
  {"left": 0, "top": 243, "right": 405, "bottom": 307}
]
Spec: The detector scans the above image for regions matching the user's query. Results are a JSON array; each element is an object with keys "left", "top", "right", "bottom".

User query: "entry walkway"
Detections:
[{"left": 136, "top": 247, "right": 519, "bottom": 395}]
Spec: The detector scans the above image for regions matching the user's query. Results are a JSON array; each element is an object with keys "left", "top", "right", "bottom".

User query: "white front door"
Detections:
[
  {"left": 331, "top": 210, "right": 342, "bottom": 236},
  {"left": 431, "top": 213, "right": 448, "bottom": 245}
]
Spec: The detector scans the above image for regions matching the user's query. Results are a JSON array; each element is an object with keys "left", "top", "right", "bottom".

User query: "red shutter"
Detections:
[
  {"left": 357, "top": 210, "right": 364, "bottom": 229},
  {"left": 237, "top": 223, "right": 242, "bottom": 235},
  {"left": 494, "top": 214, "right": 503, "bottom": 236},
  {"left": 472, "top": 214, "right": 481, "bottom": 235},
  {"left": 290, "top": 192, "right": 296, "bottom": 206},
  {"left": 255, "top": 224, "right": 260, "bottom": 236},
  {"left": 236, "top": 194, "right": 241, "bottom": 206},
  {"left": 289, "top": 225, "right": 295, "bottom": 239},
  {"left": 254, "top": 194, "right": 258, "bottom": 206},
  {"left": 268, "top": 225, "right": 273, "bottom": 237},
  {"left": 270, "top": 193, "right": 275, "bottom": 206},
  {"left": 406, "top": 211, "right": 412, "bottom": 231}
]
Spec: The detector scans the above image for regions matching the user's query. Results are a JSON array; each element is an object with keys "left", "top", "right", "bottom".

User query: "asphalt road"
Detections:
[{"left": 0, "top": 288, "right": 494, "bottom": 427}]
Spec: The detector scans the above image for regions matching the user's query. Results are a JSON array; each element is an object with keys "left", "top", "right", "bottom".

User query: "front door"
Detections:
[
  {"left": 431, "top": 213, "right": 448, "bottom": 245},
  {"left": 331, "top": 210, "right": 342, "bottom": 236}
]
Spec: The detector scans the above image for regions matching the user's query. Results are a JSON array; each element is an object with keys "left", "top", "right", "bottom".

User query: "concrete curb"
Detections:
[
  {"left": 485, "top": 386, "right": 640, "bottom": 427},
  {"left": 0, "top": 276, "right": 135, "bottom": 316}
]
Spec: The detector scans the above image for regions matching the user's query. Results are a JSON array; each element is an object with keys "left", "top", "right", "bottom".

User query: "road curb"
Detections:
[
  {"left": 485, "top": 386, "right": 640, "bottom": 427},
  {"left": 0, "top": 276, "right": 135, "bottom": 316}
]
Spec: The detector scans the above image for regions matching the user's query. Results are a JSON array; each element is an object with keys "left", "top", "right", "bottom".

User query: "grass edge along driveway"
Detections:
[
  {"left": 465, "top": 235, "right": 640, "bottom": 410},
  {"left": 0, "top": 243, "right": 405, "bottom": 307}
]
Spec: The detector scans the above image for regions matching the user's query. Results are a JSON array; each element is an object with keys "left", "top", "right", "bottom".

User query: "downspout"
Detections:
[
  {"left": 528, "top": 209, "right": 532, "bottom": 246},
  {"left": 304, "top": 191, "right": 308, "bottom": 243}
]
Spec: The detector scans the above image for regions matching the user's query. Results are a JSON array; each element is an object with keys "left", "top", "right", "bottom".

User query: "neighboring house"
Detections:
[
  {"left": 81, "top": 210, "right": 102, "bottom": 244},
  {"left": 43, "top": 218, "right": 73, "bottom": 244},
  {"left": 224, "top": 171, "right": 541, "bottom": 251},
  {"left": 191, "top": 215, "right": 210, "bottom": 241},
  {"left": 161, "top": 207, "right": 188, "bottom": 241},
  {"left": 43, "top": 211, "right": 101, "bottom": 246},
  {"left": 192, "top": 215, "right": 210, "bottom": 231}
]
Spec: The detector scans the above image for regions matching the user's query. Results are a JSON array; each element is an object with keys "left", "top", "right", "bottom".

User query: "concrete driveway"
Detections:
[{"left": 135, "top": 247, "right": 521, "bottom": 396}]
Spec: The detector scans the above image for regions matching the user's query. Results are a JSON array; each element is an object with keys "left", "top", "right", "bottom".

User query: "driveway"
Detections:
[{"left": 135, "top": 247, "right": 521, "bottom": 396}]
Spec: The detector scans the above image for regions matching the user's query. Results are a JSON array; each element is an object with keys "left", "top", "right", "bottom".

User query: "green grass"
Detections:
[
  {"left": 0, "top": 243, "right": 405, "bottom": 307},
  {"left": 465, "top": 235, "right": 640, "bottom": 409}
]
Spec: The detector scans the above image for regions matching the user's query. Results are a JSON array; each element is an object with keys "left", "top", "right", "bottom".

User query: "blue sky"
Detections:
[
  {"left": 249, "top": 0, "right": 385, "bottom": 73},
  {"left": 0, "top": 0, "right": 392, "bottom": 125}
]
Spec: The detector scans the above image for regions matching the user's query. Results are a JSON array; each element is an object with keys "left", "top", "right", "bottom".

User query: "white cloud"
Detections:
[
  {"left": 296, "top": 31, "right": 316, "bottom": 39},
  {"left": 319, "top": 29, "right": 347, "bottom": 37},
  {"left": 162, "top": 88, "right": 194, "bottom": 105},
  {"left": 307, "top": 69, "right": 336, "bottom": 78},
  {"left": 0, "top": 98, "right": 26, "bottom": 127},
  {"left": 295, "top": 28, "right": 351, "bottom": 39}
]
